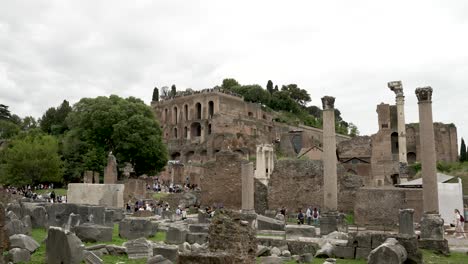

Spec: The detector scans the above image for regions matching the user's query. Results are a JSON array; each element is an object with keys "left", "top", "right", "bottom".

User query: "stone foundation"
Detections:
[{"left": 67, "top": 183, "right": 125, "bottom": 208}]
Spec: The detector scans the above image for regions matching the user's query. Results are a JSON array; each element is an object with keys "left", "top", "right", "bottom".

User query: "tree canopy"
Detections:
[
  {"left": 460, "top": 138, "right": 467, "bottom": 162},
  {"left": 40, "top": 100, "right": 72, "bottom": 135}
]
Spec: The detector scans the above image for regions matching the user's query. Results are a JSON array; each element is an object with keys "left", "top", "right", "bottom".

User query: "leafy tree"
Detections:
[
  {"left": 21, "top": 116, "right": 37, "bottom": 131},
  {"left": 0, "top": 131, "right": 63, "bottom": 186},
  {"left": 266, "top": 80, "right": 274, "bottom": 94},
  {"left": 306, "top": 106, "right": 322, "bottom": 118},
  {"left": 0, "top": 120, "right": 20, "bottom": 139},
  {"left": 274, "top": 85, "right": 279, "bottom": 92},
  {"left": 152, "top": 87, "right": 159, "bottom": 101},
  {"left": 40, "top": 100, "right": 72, "bottom": 135},
  {"left": 281, "top": 84, "right": 311, "bottom": 106},
  {"left": 9, "top": 114, "right": 22, "bottom": 125},
  {"left": 64, "top": 95, "right": 168, "bottom": 177},
  {"left": 349, "top": 123, "right": 359, "bottom": 137},
  {"left": 269, "top": 91, "right": 300, "bottom": 113},
  {"left": 234, "top": 85, "right": 271, "bottom": 104},
  {"left": 221, "top": 78, "right": 240, "bottom": 90},
  {"left": 460, "top": 138, "right": 467, "bottom": 162},
  {"left": 170, "top": 84, "right": 177, "bottom": 98},
  {"left": 0, "top": 104, "right": 11, "bottom": 120}
]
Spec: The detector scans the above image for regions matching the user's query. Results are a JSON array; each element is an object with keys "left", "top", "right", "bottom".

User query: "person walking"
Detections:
[{"left": 454, "top": 209, "right": 466, "bottom": 239}]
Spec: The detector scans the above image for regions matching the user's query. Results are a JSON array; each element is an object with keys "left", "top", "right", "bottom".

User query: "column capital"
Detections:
[
  {"left": 388, "top": 81, "right": 404, "bottom": 97},
  {"left": 415, "top": 87, "right": 433, "bottom": 102},
  {"left": 321, "top": 96, "right": 335, "bottom": 110}
]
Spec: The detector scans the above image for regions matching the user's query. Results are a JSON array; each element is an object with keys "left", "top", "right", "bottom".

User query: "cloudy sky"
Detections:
[{"left": 1, "top": 0, "right": 467, "bottom": 146}]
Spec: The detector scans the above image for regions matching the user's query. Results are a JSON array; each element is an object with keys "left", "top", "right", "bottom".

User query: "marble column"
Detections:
[
  {"left": 322, "top": 96, "right": 338, "bottom": 212},
  {"left": 255, "top": 145, "right": 266, "bottom": 180},
  {"left": 389, "top": 81, "right": 408, "bottom": 182},
  {"left": 241, "top": 162, "right": 255, "bottom": 213},
  {"left": 416, "top": 87, "right": 438, "bottom": 214}
]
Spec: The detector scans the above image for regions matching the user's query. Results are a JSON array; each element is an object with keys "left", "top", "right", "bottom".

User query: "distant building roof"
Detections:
[{"left": 396, "top": 173, "right": 455, "bottom": 188}]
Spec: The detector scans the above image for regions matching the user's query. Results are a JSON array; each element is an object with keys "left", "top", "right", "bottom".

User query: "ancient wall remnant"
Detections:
[{"left": 67, "top": 183, "right": 125, "bottom": 208}]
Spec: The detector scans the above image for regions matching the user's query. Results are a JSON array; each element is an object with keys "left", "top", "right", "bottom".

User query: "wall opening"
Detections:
[
  {"left": 184, "top": 126, "right": 188, "bottom": 139},
  {"left": 174, "top": 127, "right": 178, "bottom": 139},
  {"left": 191, "top": 122, "right": 202, "bottom": 137},
  {"left": 184, "top": 104, "right": 188, "bottom": 120},
  {"left": 171, "top": 152, "right": 181, "bottom": 160},
  {"left": 391, "top": 174, "right": 399, "bottom": 185},
  {"left": 195, "top": 103, "right": 202, "bottom": 119},
  {"left": 173, "top": 107, "right": 178, "bottom": 124},
  {"left": 391, "top": 132, "right": 399, "bottom": 155},
  {"left": 208, "top": 124, "right": 212, "bottom": 135},
  {"left": 164, "top": 108, "right": 168, "bottom": 122},
  {"left": 407, "top": 152, "right": 416, "bottom": 164},
  {"left": 208, "top": 101, "right": 214, "bottom": 117}
]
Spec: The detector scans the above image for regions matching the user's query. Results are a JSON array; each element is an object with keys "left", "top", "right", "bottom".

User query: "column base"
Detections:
[
  {"left": 320, "top": 211, "right": 338, "bottom": 236},
  {"left": 420, "top": 213, "right": 444, "bottom": 240}
]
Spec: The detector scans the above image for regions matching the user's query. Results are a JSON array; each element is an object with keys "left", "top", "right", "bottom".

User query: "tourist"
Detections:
[
  {"left": 181, "top": 208, "right": 187, "bottom": 220},
  {"left": 280, "top": 207, "right": 286, "bottom": 216},
  {"left": 312, "top": 208, "right": 320, "bottom": 225},
  {"left": 297, "top": 209, "right": 304, "bottom": 225},
  {"left": 306, "top": 207, "right": 312, "bottom": 225},
  {"left": 126, "top": 203, "right": 131, "bottom": 213},
  {"left": 50, "top": 190, "right": 56, "bottom": 202},
  {"left": 454, "top": 209, "right": 466, "bottom": 239}
]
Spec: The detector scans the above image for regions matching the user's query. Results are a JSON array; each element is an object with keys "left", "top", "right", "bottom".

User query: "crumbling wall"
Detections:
[{"left": 254, "top": 179, "right": 268, "bottom": 214}]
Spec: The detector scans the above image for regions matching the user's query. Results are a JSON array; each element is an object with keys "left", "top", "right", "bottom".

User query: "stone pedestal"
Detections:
[
  {"left": 241, "top": 162, "right": 255, "bottom": 213},
  {"left": 320, "top": 211, "right": 338, "bottom": 236},
  {"left": 416, "top": 87, "right": 439, "bottom": 214},
  {"left": 420, "top": 213, "right": 444, "bottom": 240},
  {"left": 399, "top": 209, "right": 414, "bottom": 236}
]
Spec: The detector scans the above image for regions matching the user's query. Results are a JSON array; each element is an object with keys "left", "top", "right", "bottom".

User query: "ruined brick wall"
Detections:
[
  {"left": 267, "top": 159, "right": 362, "bottom": 214},
  {"left": 354, "top": 187, "right": 423, "bottom": 227},
  {"left": 200, "top": 151, "right": 245, "bottom": 209},
  {"left": 254, "top": 179, "right": 268, "bottom": 214}
]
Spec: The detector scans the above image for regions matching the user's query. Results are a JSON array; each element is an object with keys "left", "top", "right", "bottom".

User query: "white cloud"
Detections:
[{"left": 0, "top": 0, "right": 467, "bottom": 147}]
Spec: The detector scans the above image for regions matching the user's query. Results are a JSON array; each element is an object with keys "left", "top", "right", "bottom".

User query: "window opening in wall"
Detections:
[
  {"left": 184, "top": 126, "right": 188, "bottom": 139},
  {"left": 196, "top": 103, "right": 202, "bottom": 119},
  {"left": 191, "top": 122, "right": 202, "bottom": 137},
  {"left": 248, "top": 112, "right": 253, "bottom": 117},
  {"left": 173, "top": 107, "right": 178, "bottom": 124},
  {"left": 174, "top": 128, "right": 178, "bottom": 139},
  {"left": 184, "top": 105, "right": 188, "bottom": 120},
  {"left": 164, "top": 109, "right": 168, "bottom": 122},
  {"left": 208, "top": 124, "right": 212, "bottom": 134},
  {"left": 208, "top": 101, "right": 214, "bottom": 118}
]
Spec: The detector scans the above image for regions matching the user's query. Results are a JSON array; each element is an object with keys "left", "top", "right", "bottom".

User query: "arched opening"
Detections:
[
  {"left": 262, "top": 114, "right": 266, "bottom": 120},
  {"left": 191, "top": 122, "right": 202, "bottom": 137},
  {"left": 184, "top": 126, "right": 188, "bottom": 139},
  {"left": 184, "top": 104, "right": 188, "bottom": 120},
  {"left": 164, "top": 109, "right": 168, "bottom": 122},
  {"left": 407, "top": 152, "right": 416, "bottom": 164},
  {"left": 391, "top": 174, "right": 399, "bottom": 185},
  {"left": 171, "top": 152, "right": 181, "bottom": 160},
  {"left": 391, "top": 132, "right": 399, "bottom": 155},
  {"left": 208, "top": 124, "right": 212, "bottom": 135},
  {"left": 248, "top": 112, "right": 253, "bottom": 117},
  {"left": 173, "top": 107, "right": 178, "bottom": 124},
  {"left": 208, "top": 101, "right": 214, "bottom": 117},
  {"left": 195, "top": 103, "right": 202, "bottom": 119},
  {"left": 185, "top": 151, "right": 195, "bottom": 162},
  {"left": 174, "top": 128, "right": 178, "bottom": 139}
]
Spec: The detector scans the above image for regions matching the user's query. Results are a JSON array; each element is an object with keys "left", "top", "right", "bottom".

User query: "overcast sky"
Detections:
[{"left": 1, "top": 0, "right": 467, "bottom": 147}]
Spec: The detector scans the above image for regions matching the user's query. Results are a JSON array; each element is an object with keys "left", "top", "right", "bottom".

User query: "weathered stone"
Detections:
[
  {"left": 105, "top": 245, "right": 127, "bottom": 256},
  {"left": 46, "top": 226, "right": 85, "bottom": 264},
  {"left": 323, "top": 258, "right": 336, "bottom": 264},
  {"left": 123, "top": 238, "right": 152, "bottom": 259},
  {"left": 67, "top": 183, "right": 125, "bottom": 208},
  {"left": 258, "top": 256, "right": 284, "bottom": 264},
  {"left": 355, "top": 232, "right": 372, "bottom": 248},
  {"left": 119, "top": 217, "right": 156, "bottom": 239},
  {"left": 179, "top": 242, "right": 191, "bottom": 253},
  {"left": 333, "top": 246, "right": 355, "bottom": 259},
  {"left": 286, "top": 240, "right": 318, "bottom": 255},
  {"left": 46, "top": 204, "right": 110, "bottom": 228},
  {"left": 281, "top": 250, "right": 291, "bottom": 257},
  {"left": 104, "top": 152, "right": 118, "bottom": 184},
  {"left": 420, "top": 213, "right": 444, "bottom": 240},
  {"left": 270, "top": 246, "right": 281, "bottom": 256},
  {"left": 396, "top": 235, "right": 422, "bottom": 264},
  {"left": 165, "top": 225, "right": 187, "bottom": 244},
  {"left": 85, "top": 244, "right": 106, "bottom": 251},
  {"left": 106, "top": 208, "right": 125, "bottom": 222},
  {"left": 188, "top": 224, "right": 209, "bottom": 233},
  {"left": 256, "top": 245, "right": 270, "bottom": 257},
  {"left": 355, "top": 247, "right": 371, "bottom": 259},
  {"left": 5, "top": 219, "right": 29, "bottom": 236},
  {"left": 6, "top": 203, "right": 22, "bottom": 219},
  {"left": 22, "top": 203, "right": 48, "bottom": 228},
  {"left": 299, "top": 253, "right": 314, "bottom": 263},
  {"left": 147, "top": 254, "right": 173, "bottom": 264},
  {"left": 323, "top": 231, "right": 348, "bottom": 241},
  {"left": 84, "top": 250, "right": 103, "bottom": 264},
  {"left": 257, "top": 215, "right": 285, "bottom": 231},
  {"left": 74, "top": 223, "right": 113, "bottom": 242},
  {"left": 197, "top": 210, "right": 210, "bottom": 224},
  {"left": 368, "top": 238, "right": 407, "bottom": 264},
  {"left": 191, "top": 243, "right": 203, "bottom": 252},
  {"left": 8, "top": 248, "right": 30, "bottom": 263},
  {"left": 399, "top": 209, "right": 414, "bottom": 236},
  {"left": 418, "top": 239, "right": 449, "bottom": 256},
  {"left": 370, "top": 232, "right": 392, "bottom": 249},
  {"left": 152, "top": 243, "right": 178, "bottom": 262},
  {"left": 320, "top": 212, "right": 338, "bottom": 236},
  {"left": 315, "top": 242, "right": 334, "bottom": 258},
  {"left": 186, "top": 232, "right": 207, "bottom": 244},
  {"left": 177, "top": 251, "right": 236, "bottom": 263},
  {"left": 285, "top": 225, "right": 316, "bottom": 239},
  {"left": 9, "top": 234, "right": 40, "bottom": 253}
]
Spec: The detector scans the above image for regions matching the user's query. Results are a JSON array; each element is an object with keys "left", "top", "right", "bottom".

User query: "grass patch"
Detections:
[
  {"left": 34, "top": 188, "right": 67, "bottom": 196},
  {"left": 152, "top": 192, "right": 170, "bottom": 200},
  {"left": 30, "top": 228, "right": 47, "bottom": 264},
  {"left": 422, "top": 249, "right": 468, "bottom": 264},
  {"left": 345, "top": 213, "right": 355, "bottom": 225}
]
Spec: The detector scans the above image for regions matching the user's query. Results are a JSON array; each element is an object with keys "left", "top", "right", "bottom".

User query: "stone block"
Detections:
[
  {"left": 123, "top": 238, "right": 152, "bottom": 259},
  {"left": 186, "top": 232, "right": 208, "bottom": 244},
  {"left": 84, "top": 250, "right": 103, "bottom": 264},
  {"left": 9, "top": 234, "right": 40, "bottom": 253},
  {"left": 418, "top": 239, "right": 449, "bottom": 255},
  {"left": 165, "top": 225, "right": 188, "bottom": 244},
  {"left": 257, "top": 215, "right": 285, "bottom": 231},
  {"left": 74, "top": 224, "right": 113, "bottom": 243},
  {"left": 119, "top": 217, "right": 156, "bottom": 239},
  {"left": 152, "top": 243, "right": 178, "bottom": 262},
  {"left": 177, "top": 251, "right": 239, "bottom": 263},
  {"left": 371, "top": 232, "right": 392, "bottom": 249},
  {"left": 188, "top": 224, "right": 209, "bottom": 233},
  {"left": 258, "top": 256, "right": 284, "bottom": 263},
  {"left": 6, "top": 203, "right": 22, "bottom": 219},
  {"left": 22, "top": 203, "right": 48, "bottom": 228},
  {"left": 333, "top": 246, "right": 355, "bottom": 259},
  {"left": 285, "top": 225, "right": 316, "bottom": 238},
  {"left": 67, "top": 183, "right": 125, "bottom": 208},
  {"left": 396, "top": 235, "right": 422, "bottom": 264},
  {"left": 355, "top": 247, "right": 371, "bottom": 259},
  {"left": 147, "top": 254, "right": 173, "bottom": 264},
  {"left": 8, "top": 248, "right": 30, "bottom": 263},
  {"left": 105, "top": 245, "right": 127, "bottom": 256},
  {"left": 355, "top": 232, "right": 372, "bottom": 248},
  {"left": 368, "top": 238, "right": 407, "bottom": 264},
  {"left": 46, "top": 226, "right": 84, "bottom": 264},
  {"left": 46, "top": 204, "right": 109, "bottom": 228},
  {"left": 286, "top": 240, "right": 318, "bottom": 255},
  {"left": 5, "top": 219, "right": 30, "bottom": 236},
  {"left": 420, "top": 213, "right": 444, "bottom": 240},
  {"left": 106, "top": 208, "right": 125, "bottom": 222},
  {"left": 197, "top": 210, "right": 210, "bottom": 223}
]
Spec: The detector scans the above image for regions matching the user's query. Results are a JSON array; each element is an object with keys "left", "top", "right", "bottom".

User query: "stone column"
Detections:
[
  {"left": 255, "top": 145, "right": 266, "bottom": 182},
  {"left": 388, "top": 81, "right": 408, "bottom": 182},
  {"left": 399, "top": 209, "right": 414, "bottom": 236},
  {"left": 104, "top": 152, "right": 118, "bottom": 184},
  {"left": 322, "top": 96, "right": 338, "bottom": 212},
  {"left": 241, "top": 162, "right": 255, "bottom": 213},
  {"left": 415, "top": 87, "right": 438, "bottom": 214}
]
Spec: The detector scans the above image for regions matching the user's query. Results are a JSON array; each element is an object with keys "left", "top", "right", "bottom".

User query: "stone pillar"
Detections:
[
  {"left": 415, "top": 87, "right": 438, "bottom": 214},
  {"left": 322, "top": 96, "right": 338, "bottom": 212},
  {"left": 93, "top": 172, "right": 100, "bottom": 184},
  {"left": 388, "top": 81, "right": 408, "bottom": 182},
  {"left": 399, "top": 209, "right": 414, "bottom": 236},
  {"left": 83, "top": 171, "right": 93, "bottom": 183},
  {"left": 241, "top": 162, "right": 255, "bottom": 213},
  {"left": 255, "top": 146, "right": 266, "bottom": 181},
  {"left": 104, "top": 152, "right": 118, "bottom": 184}
]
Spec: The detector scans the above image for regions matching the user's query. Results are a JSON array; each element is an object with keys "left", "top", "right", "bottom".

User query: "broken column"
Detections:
[
  {"left": 320, "top": 96, "right": 338, "bottom": 235},
  {"left": 83, "top": 171, "right": 93, "bottom": 183},
  {"left": 389, "top": 81, "right": 408, "bottom": 182},
  {"left": 416, "top": 87, "right": 448, "bottom": 252},
  {"left": 241, "top": 162, "right": 255, "bottom": 213},
  {"left": 104, "top": 152, "right": 118, "bottom": 184},
  {"left": 399, "top": 209, "right": 414, "bottom": 236}
]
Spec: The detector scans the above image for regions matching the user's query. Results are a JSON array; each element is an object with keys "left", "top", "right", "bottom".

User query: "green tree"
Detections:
[
  {"left": 269, "top": 90, "right": 300, "bottom": 113},
  {"left": 64, "top": 95, "right": 168, "bottom": 177},
  {"left": 0, "top": 120, "right": 20, "bottom": 139},
  {"left": 221, "top": 78, "right": 240, "bottom": 90},
  {"left": 460, "top": 138, "right": 467, "bottom": 162},
  {"left": 21, "top": 116, "right": 37, "bottom": 131},
  {"left": 234, "top": 85, "right": 271, "bottom": 104},
  {"left": 0, "top": 132, "right": 63, "bottom": 186},
  {"left": 349, "top": 123, "right": 359, "bottom": 137},
  {"left": 152, "top": 87, "right": 159, "bottom": 101},
  {"left": 40, "top": 100, "right": 72, "bottom": 135},
  {"left": 281, "top": 84, "right": 311, "bottom": 106},
  {"left": 266, "top": 80, "right": 274, "bottom": 94},
  {"left": 170, "top": 84, "right": 177, "bottom": 98},
  {"left": 0, "top": 104, "right": 11, "bottom": 120}
]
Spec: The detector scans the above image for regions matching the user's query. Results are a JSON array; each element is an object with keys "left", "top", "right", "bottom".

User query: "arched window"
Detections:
[
  {"left": 184, "top": 104, "right": 188, "bottom": 120},
  {"left": 195, "top": 103, "right": 202, "bottom": 119},
  {"left": 208, "top": 101, "right": 214, "bottom": 117},
  {"left": 407, "top": 152, "right": 416, "bottom": 164},
  {"left": 184, "top": 126, "right": 188, "bottom": 139},
  {"left": 208, "top": 124, "right": 212, "bottom": 135},
  {"left": 171, "top": 152, "right": 181, "bottom": 160},
  {"left": 164, "top": 109, "right": 168, "bottom": 122},
  {"left": 174, "top": 127, "right": 178, "bottom": 139},
  {"left": 191, "top": 122, "right": 202, "bottom": 137},
  {"left": 173, "top": 107, "right": 178, "bottom": 124},
  {"left": 391, "top": 132, "right": 399, "bottom": 155},
  {"left": 391, "top": 174, "right": 399, "bottom": 185}
]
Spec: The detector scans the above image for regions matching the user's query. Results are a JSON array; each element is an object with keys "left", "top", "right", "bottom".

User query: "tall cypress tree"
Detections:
[
  {"left": 266, "top": 80, "right": 274, "bottom": 94},
  {"left": 460, "top": 138, "right": 467, "bottom": 162}
]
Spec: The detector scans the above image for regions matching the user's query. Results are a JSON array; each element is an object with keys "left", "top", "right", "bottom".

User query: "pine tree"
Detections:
[
  {"left": 152, "top": 87, "right": 159, "bottom": 101},
  {"left": 171, "top": 84, "right": 177, "bottom": 98},
  {"left": 266, "top": 80, "right": 274, "bottom": 94},
  {"left": 460, "top": 138, "right": 467, "bottom": 162}
]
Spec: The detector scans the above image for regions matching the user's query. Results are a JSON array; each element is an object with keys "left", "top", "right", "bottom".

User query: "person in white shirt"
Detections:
[
  {"left": 454, "top": 209, "right": 466, "bottom": 239},
  {"left": 306, "top": 207, "right": 312, "bottom": 225}
]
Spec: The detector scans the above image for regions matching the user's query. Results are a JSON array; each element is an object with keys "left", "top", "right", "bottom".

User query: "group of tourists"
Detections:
[
  {"left": 127, "top": 200, "right": 171, "bottom": 215},
  {"left": 297, "top": 207, "right": 320, "bottom": 225}
]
